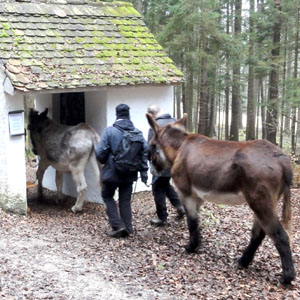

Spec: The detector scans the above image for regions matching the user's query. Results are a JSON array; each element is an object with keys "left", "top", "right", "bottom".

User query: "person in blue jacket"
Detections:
[
  {"left": 147, "top": 104, "right": 185, "bottom": 227},
  {"left": 96, "top": 104, "right": 148, "bottom": 238}
]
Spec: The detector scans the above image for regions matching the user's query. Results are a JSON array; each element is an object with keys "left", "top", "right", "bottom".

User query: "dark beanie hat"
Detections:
[{"left": 116, "top": 103, "right": 130, "bottom": 119}]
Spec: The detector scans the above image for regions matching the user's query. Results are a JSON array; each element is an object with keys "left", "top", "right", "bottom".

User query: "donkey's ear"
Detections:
[
  {"left": 40, "top": 108, "right": 48, "bottom": 118},
  {"left": 175, "top": 113, "right": 187, "bottom": 126},
  {"left": 146, "top": 113, "right": 159, "bottom": 135}
]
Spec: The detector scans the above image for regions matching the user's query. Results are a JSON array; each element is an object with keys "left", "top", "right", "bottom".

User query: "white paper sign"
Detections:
[{"left": 8, "top": 110, "right": 25, "bottom": 136}]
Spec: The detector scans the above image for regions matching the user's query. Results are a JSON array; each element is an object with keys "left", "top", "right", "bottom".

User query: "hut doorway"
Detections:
[{"left": 60, "top": 92, "right": 85, "bottom": 125}]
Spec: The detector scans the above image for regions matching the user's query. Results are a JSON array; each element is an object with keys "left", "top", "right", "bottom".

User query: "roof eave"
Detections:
[{"left": 13, "top": 81, "right": 183, "bottom": 95}]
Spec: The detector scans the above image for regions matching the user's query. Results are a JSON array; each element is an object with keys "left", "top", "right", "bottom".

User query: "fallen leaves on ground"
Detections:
[{"left": 0, "top": 188, "right": 299, "bottom": 300}]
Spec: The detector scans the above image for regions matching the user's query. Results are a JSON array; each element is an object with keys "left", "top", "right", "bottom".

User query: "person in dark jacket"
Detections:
[
  {"left": 96, "top": 104, "right": 148, "bottom": 238},
  {"left": 147, "top": 104, "right": 185, "bottom": 227}
]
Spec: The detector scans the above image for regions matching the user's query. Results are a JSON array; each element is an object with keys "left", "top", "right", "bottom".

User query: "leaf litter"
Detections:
[{"left": 0, "top": 184, "right": 299, "bottom": 299}]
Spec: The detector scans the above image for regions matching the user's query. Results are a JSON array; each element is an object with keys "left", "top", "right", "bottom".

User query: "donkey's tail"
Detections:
[
  {"left": 89, "top": 132, "right": 102, "bottom": 188},
  {"left": 281, "top": 165, "right": 293, "bottom": 240},
  {"left": 282, "top": 185, "right": 292, "bottom": 241},
  {"left": 89, "top": 150, "right": 102, "bottom": 188}
]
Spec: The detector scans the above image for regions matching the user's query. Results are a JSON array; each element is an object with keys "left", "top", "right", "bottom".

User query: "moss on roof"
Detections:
[{"left": 0, "top": 0, "right": 183, "bottom": 93}]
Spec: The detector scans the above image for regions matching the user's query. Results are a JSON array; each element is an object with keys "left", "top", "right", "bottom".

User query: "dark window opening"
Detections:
[{"left": 60, "top": 92, "right": 85, "bottom": 125}]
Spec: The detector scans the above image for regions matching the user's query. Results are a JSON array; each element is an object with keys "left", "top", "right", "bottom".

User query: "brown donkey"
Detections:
[{"left": 146, "top": 113, "right": 296, "bottom": 286}]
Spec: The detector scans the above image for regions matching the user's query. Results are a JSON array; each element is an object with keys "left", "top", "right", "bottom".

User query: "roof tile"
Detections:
[{"left": 0, "top": 1, "right": 183, "bottom": 92}]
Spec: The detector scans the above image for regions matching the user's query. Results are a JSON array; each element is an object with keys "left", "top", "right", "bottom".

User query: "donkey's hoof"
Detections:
[
  {"left": 280, "top": 277, "right": 292, "bottom": 288},
  {"left": 184, "top": 243, "right": 199, "bottom": 254},
  {"left": 237, "top": 257, "right": 250, "bottom": 269},
  {"left": 71, "top": 206, "right": 83, "bottom": 214},
  {"left": 279, "top": 271, "right": 296, "bottom": 287}
]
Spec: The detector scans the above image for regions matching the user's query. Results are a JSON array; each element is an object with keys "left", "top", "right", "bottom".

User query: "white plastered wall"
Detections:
[
  {"left": 36, "top": 85, "right": 174, "bottom": 202},
  {"left": 0, "top": 69, "right": 27, "bottom": 214},
  {"left": 107, "top": 85, "right": 174, "bottom": 193}
]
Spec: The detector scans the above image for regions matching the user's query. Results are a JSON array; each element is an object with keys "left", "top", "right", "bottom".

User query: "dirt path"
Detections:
[
  {"left": 0, "top": 189, "right": 299, "bottom": 299},
  {"left": 0, "top": 193, "right": 162, "bottom": 300},
  {"left": 0, "top": 230, "right": 152, "bottom": 300}
]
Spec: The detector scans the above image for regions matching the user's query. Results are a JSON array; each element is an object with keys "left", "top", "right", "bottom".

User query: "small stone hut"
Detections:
[{"left": 0, "top": 0, "right": 183, "bottom": 214}]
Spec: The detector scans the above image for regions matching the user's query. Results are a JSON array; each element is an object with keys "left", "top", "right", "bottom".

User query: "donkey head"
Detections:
[
  {"left": 27, "top": 108, "right": 49, "bottom": 155},
  {"left": 146, "top": 113, "right": 187, "bottom": 173}
]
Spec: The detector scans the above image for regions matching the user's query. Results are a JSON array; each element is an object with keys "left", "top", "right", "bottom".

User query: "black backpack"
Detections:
[{"left": 113, "top": 126, "right": 144, "bottom": 173}]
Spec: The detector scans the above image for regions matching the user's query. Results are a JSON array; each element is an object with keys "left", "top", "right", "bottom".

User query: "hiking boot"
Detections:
[
  {"left": 176, "top": 206, "right": 185, "bottom": 219},
  {"left": 107, "top": 227, "right": 129, "bottom": 238},
  {"left": 150, "top": 217, "right": 167, "bottom": 227}
]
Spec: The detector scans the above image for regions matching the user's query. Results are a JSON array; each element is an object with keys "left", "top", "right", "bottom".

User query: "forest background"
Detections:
[{"left": 102, "top": 0, "right": 300, "bottom": 158}]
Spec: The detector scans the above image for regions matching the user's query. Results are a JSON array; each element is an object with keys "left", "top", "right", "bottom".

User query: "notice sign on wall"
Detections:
[{"left": 8, "top": 110, "right": 25, "bottom": 136}]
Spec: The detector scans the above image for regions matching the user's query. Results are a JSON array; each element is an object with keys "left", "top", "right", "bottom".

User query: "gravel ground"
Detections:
[{"left": 0, "top": 163, "right": 299, "bottom": 299}]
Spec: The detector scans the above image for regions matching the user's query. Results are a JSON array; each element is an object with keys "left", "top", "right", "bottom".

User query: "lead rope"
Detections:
[{"left": 131, "top": 176, "right": 151, "bottom": 202}]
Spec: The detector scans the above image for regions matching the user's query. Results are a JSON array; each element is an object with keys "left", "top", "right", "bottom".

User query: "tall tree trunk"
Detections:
[
  {"left": 198, "top": 36, "right": 208, "bottom": 135},
  {"left": 181, "top": 80, "right": 186, "bottom": 115},
  {"left": 195, "top": 71, "right": 201, "bottom": 132},
  {"left": 185, "top": 22, "right": 195, "bottom": 132},
  {"left": 266, "top": 0, "right": 281, "bottom": 144},
  {"left": 175, "top": 86, "right": 181, "bottom": 119},
  {"left": 230, "top": 0, "right": 242, "bottom": 141},
  {"left": 208, "top": 93, "right": 216, "bottom": 137},
  {"left": 176, "top": 53, "right": 185, "bottom": 119},
  {"left": 218, "top": 84, "right": 222, "bottom": 140},
  {"left": 297, "top": 108, "right": 300, "bottom": 150},
  {"left": 291, "top": 112, "right": 296, "bottom": 153},
  {"left": 260, "top": 78, "right": 266, "bottom": 139},
  {"left": 207, "top": 66, "right": 218, "bottom": 137},
  {"left": 181, "top": 53, "right": 186, "bottom": 119},
  {"left": 225, "top": 0, "right": 230, "bottom": 140},
  {"left": 291, "top": 6, "right": 299, "bottom": 154},
  {"left": 257, "top": 0, "right": 266, "bottom": 139},
  {"left": 246, "top": 0, "right": 256, "bottom": 140},
  {"left": 280, "top": 26, "right": 288, "bottom": 148},
  {"left": 284, "top": 46, "right": 293, "bottom": 134},
  {"left": 256, "top": 80, "right": 260, "bottom": 139},
  {"left": 284, "top": 106, "right": 291, "bottom": 134},
  {"left": 185, "top": 58, "right": 194, "bottom": 131}
]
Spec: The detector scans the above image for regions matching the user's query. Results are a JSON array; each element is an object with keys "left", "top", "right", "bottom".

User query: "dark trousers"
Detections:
[
  {"left": 101, "top": 182, "right": 133, "bottom": 233},
  {"left": 152, "top": 176, "right": 181, "bottom": 221}
]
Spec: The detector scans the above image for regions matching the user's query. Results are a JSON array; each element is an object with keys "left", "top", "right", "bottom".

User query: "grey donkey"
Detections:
[{"left": 28, "top": 108, "right": 101, "bottom": 213}]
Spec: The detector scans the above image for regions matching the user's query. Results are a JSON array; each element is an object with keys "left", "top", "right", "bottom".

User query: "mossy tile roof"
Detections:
[{"left": 0, "top": 0, "right": 183, "bottom": 93}]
